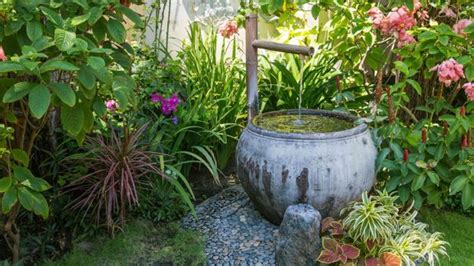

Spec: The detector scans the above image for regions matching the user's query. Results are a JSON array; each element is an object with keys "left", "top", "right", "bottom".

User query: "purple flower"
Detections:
[
  {"left": 151, "top": 92, "right": 181, "bottom": 116},
  {"left": 105, "top": 100, "right": 119, "bottom": 113},
  {"left": 172, "top": 116, "right": 179, "bottom": 125},
  {"left": 150, "top": 92, "right": 163, "bottom": 103}
]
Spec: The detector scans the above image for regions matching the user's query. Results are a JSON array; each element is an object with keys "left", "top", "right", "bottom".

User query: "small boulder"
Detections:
[{"left": 275, "top": 204, "right": 321, "bottom": 266}]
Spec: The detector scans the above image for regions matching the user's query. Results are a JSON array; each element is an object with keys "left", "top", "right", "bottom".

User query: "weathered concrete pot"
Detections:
[{"left": 236, "top": 109, "right": 377, "bottom": 225}]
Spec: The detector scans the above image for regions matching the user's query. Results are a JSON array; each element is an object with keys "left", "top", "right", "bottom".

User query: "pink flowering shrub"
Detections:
[
  {"left": 453, "top": 19, "right": 473, "bottom": 36},
  {"left": 463, "top": 83, "right": 474, "bottom": 101},
  {"left": 218, "top": 20, "right": 238, "bottom": 38},
  {"left": 368, "top": 3, "right": 421, "bottom": 48},
  {"left": 430, "top": 58, "right": 465, "bottom": 86}
]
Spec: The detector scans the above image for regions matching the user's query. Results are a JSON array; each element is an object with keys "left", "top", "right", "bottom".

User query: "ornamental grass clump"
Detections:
[{"left": 318, "top": 191, "right": 448, "bottom": 266}]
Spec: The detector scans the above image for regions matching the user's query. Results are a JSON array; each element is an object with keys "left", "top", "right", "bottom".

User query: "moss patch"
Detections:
[
  {"left": 421, "top": 208, "right": 474, "bottom": 266},
  {"left": 43, "top": 220, "right": 206, "bottom": 266},
  {"left": 253, "top": 114, "right": 354, "bottom": 133}
]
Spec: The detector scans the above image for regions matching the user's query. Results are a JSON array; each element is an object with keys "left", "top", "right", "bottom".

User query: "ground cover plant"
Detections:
[{"left": 318, "top": 191, "right": 448, "bottom": 266}]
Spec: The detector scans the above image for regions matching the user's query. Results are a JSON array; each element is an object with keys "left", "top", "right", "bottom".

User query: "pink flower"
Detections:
[
  {"left": 0, "top": 46, "right": 6, "bottom": 61},
  {"left": 218, "top": 20, "right": 238, "bottom": 38},
  {"left": 105, "top": 100, "right": 119, "bottom": 113},
  {"left": 463, "top": 83, "right": 474, "bottom": 101},
  {"left": 397, "top": 31, "right": 416, "bottom": 47},
  {"left": 369, "top": 5, "right": 417, "bottom": 37},
  {"left": 386, "top": 6, "right": 417, "bottom": 33},
  {"left": 418, "top": 10, "right": 429, "bottom": 20},
  {"left": 441, "top": 7, "right": 456, "bottom": 18},
  {"left": 453, "top": 19, "right": 473, "bottom": 36},
  {"left": 430, "top": 58, "right": 465, "bottom": 86},
  {"left": 368, "top": 7, "right": 384, "bottom": 28}
]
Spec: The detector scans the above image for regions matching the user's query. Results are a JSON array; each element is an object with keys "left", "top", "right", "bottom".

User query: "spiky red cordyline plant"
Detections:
[{"left": 65, "top": 124, "right": 165, "bottom": 233}]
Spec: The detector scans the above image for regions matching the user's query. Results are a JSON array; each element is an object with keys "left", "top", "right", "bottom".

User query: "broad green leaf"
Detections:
[
  {"left": 31, "top": 191, "right": 49, "bottom": 219},
  {"left": 72, "top": 0, "right": 89, "bottom": 9},
  {"left": 32, "top": 36, "right": 54, "bottom": 51},
  {"left": 61, "top": 105, "right": 84, "bottom": 136},
  {"left": 0, "top": 177, "right": 12, "bottom": 193},
  {"left": 465, "top": 64, "right": 474, "bottom": 81},
  {"left": 87, "top": 56, "right": 106, "bottom": 69},
  {"left": 50, "top": 83, "right": 76, "bottom": 107},
  {"left": 462, "top": 185, "right": 473, "bottom": 210},
  {"left": 375, "top": 148, "right": 390, "bottom": 172},
  {"left": 71, "top": 13, "right": 91, "bottom": 26},
  {"left": 11, "top": 149, "right": 29, "bottom": 167},
  {"left": 21, "top": 177, "right": 51, "bottom": 192},
  {"left": 18, "top": 187, "right": 33, "bottom": 211},
  {"left": 405, "top": 0, "right": 414, "bottom": 10},
  {"left": 5, "top": 20, "right": 24, "bottom": 36},
  {"left": 40, "top": 6, "right": 63, "bottom": 26},
  {"left": 399, "top": 185, "right": 410, "bottom": 203},
  {"left": 88, "top": 7, "right": 103, "bottom": 25},
  {"left": 450, "top": 175, "right": 468, "bottom": 195},
  {"left": 54, "top": 29, "right": 76, "bottom": 51},
  {"left": 406, "top": 79, "right": 422, "bottom": 95},
  {"left": 366, "top": 47, "right": 384, "bottom": 70},
  {"left": 0, "top": 62, "right": 25, "bottom": 73},
  {"left": 418, "top": 31, "right": 437, "bottom": 42},
  {"left": 13, "top": 166, "right": 35, "bottom": 182},
  {"left": 28, "top": 84, "right": 51, "bottom": 118},
  {"left": 394, "top": 61, "right": 409, "bottom": 76},
  {"left": 40, "top": 59, "right": 79, "bottom": 73},
  {"left": 2, "top": 186, "right": 18, "bottom": 213},
  {"left": 411, "top": 174, "right": 426, "bottom": 191},
  {"left": 77, "top": 65, "right": 97, "bottom": 90},
  {"left": 106, "top": 19, "right": 126, "bottom": 43},
  {"left": 427, "top": 171, "right": 440, "bottom": 185},
  {"left": 2, "top": 82, "right": 35, "bottom": 103},
  {"left": 93, "top": 66, "right": 113, "bottom": 85},
  {"left": 389, "top": 142, "right": 404, "bottom": 160},
  {"left": 26, "top": 21, "right": 43, "bottom": 41},
  {"left": 311, "top": 5, "right": 320, "bottom": 18},
  {"left": 116, "top": 5, "right": 144, "bottom": 28}
]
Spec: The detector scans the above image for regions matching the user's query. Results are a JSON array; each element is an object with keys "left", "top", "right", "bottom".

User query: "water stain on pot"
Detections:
[{"left": 296, "top": 168, "right": 309, "bottom": 203}]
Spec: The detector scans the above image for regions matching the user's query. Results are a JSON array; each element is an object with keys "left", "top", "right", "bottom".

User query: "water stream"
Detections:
[{"left": 293, "top": 55, "right": 305, "bottom": 126}]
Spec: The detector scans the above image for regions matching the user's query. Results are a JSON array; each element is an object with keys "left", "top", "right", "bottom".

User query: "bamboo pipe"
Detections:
[{"left": 245, "top": 14, "right": 314, "bottom": 123}]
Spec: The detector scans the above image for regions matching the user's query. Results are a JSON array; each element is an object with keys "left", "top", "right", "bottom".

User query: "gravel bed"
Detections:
[{"left": 181, "top": 185, "right": 278, "bottom": 265}]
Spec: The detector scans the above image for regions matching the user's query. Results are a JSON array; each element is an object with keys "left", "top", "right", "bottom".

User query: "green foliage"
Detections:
[
  {"left": 43, "top": 220, "right": 206, "bottom": 266},
  {"left": 0, "top": 0, "right": 144, "bottom": 261},
  {"left": 320, "top": 191, "right": 449, "bottom": 266},
  {"left": 133, "top": 22, "right": 247, "bottom": 180}
]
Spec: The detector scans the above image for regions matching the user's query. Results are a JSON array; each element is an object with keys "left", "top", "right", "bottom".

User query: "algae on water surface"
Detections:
[{"left": 253, "top": 114, "right": 354, "bottom": 133}]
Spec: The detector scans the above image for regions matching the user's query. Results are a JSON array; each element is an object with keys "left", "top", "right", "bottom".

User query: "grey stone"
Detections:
[{"left": 275, "top": 204, "right": 321, "bottom": 266}]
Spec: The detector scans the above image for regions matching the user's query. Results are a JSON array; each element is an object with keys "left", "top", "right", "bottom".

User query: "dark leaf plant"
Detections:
[{"left": 65, "top": 124, "right": 195, "bottom": 233}]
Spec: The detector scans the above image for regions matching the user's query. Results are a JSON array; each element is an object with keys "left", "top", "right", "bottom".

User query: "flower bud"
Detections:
[
  {"left": 421, "top": 128, "right": 427, "bottom": 143},
  {"left": 443, "top": 121, "right": 449, "bottom": 136},
  {"left": 403, "top": 148, "right": 409, "bottom": 162},
  {"left": 460, "top": 106, "right": 466, "bottom": 117},
  {"left": 461, "top": 135, "right": 468, "bottom": 149}
]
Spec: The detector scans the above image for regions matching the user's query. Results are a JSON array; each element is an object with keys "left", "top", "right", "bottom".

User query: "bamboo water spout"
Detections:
[{"left": 245, "top": 14, "right": 314, "bottom": 123}]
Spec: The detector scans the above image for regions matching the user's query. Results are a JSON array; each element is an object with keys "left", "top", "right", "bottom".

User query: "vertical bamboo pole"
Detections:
[{"left": 246, "top": 14, "right": 259, "bottom": 124}]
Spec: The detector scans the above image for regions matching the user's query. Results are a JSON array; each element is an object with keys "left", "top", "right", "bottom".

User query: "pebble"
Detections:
[{"left": 181, "top": 185, "right": 278, "bottom": 265}]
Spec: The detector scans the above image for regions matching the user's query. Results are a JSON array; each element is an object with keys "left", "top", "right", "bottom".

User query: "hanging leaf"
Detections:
[
  {"left": 40, "top": 6, "right": 64, "bottom": 26},
  {"left": 11, "top": 149, "right": 29, "bottom": 167},
  {"left": 28, "top": 84, "right": 51, "bottom": 118},
  {"left": 0, "top": 177, "right": 12, "bottom": 193},
  {"left": 0, "top": 62, "right": 26, "bottom": 73},
  {"left": 78, "top": 65, "right": 97, "bottom": 90},
  {"left": 61, "top": 105, "right": 84, "bottom": 136},
  {"left": 106, "top": 18, "right": 126, "bottom": 43},
  {"left": 2, "top": 82, "right": 35, "bottom": 103},
  {"left": 50, "top": 83, "right": 76, "bottom": 107},
  {"left": 21, "top": 177, "right": 51, "bottom": 192},
  {"left": 26, "top": 21, "right": 43, "bottom": 41},
  {"left": 2, "top": 186, "right": 18, "bottom": 213},
  {"left": 40, "top": 59, "right": 79, "bottom": 73},
  {"left": 71, "top": 13, "right": 91, "bottom": 26},
  {"left": 116, "top": 5, "right": 144, "bottom": 28}
]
